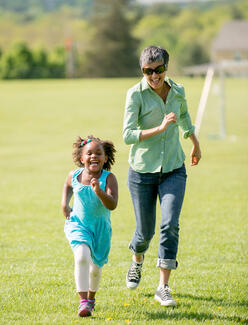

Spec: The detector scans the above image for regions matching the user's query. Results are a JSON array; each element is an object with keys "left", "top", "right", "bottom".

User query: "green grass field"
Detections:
[{"left": 0, "top": 77, "right": 247, "bottom": 324}]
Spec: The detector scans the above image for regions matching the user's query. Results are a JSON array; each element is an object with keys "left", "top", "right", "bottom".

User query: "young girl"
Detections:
[{"left": 61, "top": 135, "right": 118, "bottom": 317}]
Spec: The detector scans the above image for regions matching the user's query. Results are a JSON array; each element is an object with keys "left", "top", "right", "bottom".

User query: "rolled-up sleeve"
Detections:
[
  {"left": 123, "top": 89, "right": 141, "bottom": 145},
  {"left": 178, "top": 87, "right": 195, "bottom": 139}
]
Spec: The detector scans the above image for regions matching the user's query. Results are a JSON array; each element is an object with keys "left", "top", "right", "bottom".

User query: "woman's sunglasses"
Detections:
[{"left": 142, "top": 64, "right": 166, "bottom": 75}]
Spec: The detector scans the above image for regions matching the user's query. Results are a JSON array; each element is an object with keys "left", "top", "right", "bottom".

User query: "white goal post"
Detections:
[
  {"left": 194, "top": 65, "right": 215, "bottom": 137},
  {"left": 185, "top": 60, "right": 248, "bottom": 139}
]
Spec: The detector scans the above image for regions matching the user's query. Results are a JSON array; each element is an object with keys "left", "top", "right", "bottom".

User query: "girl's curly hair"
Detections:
[{"left": 72, "top": 135, "right": 116, "bottom": 171}]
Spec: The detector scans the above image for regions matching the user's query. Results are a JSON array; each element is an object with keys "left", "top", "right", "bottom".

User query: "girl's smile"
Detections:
[{"left": 80, "top": 141, "right": 107, "bottom": 174}]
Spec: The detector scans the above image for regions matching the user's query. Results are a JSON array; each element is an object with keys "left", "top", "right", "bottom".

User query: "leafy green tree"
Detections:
[
  {"left": 146, "top": 3, "right": 181, "bottom": 17},
  {"left": 0, "top": 42, "right": 65, "bottom": 79},
  {"left": 83, "top": 0, "right": 139, "bottom": 77},
  {"left": 0, "top": 0, "right": 93, "bottom": 15},
  {"left": 1, "top": 0, "right": 248, "bottom": 77},
  {"left": 0, "top": 43, "right": 34, "bottom": 79},
  {"left": 177, "top": 42, "right": 209, "bottom": 68},
  {"left": 48, "top": 46, "right": 66, "bottom": 78},
  {"left": 230, "top": 4, "right": 245, "bottom": 19}
]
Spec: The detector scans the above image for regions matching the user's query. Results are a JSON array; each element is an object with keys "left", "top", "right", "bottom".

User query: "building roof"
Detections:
[{"left": 212, "top": 20, "right": 248, "bottom": 51}]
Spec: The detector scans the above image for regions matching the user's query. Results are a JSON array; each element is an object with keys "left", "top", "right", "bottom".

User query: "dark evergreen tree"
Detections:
[{"left": 83, "top": 0, "right": 139, "bottom": 77}]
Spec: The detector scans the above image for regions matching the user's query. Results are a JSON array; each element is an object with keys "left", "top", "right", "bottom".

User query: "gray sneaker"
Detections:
[
  {"left": 154, "top": 285, "right": 176, "bottom": 306},
  {"left": 126, "top": 259, "right": 143, "bottom": 290}
]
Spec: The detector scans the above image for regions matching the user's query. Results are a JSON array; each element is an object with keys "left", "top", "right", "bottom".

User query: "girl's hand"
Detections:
[
  {"left": 159, "top": 112, "right": 177, "bottom": 132},
  {"left": 90, "top": 178, "right": 100, "bottom": 194},
  {"left": 90, "top": 173, "right": 118, "bottom": 210},
  {"left": 62, "top": 206, "right": 72, "bottom": 220}
]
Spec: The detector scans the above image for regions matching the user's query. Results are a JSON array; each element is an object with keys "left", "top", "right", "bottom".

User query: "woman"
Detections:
[{"left": 123, "top": 46, "right": 201, "bottom": 306}]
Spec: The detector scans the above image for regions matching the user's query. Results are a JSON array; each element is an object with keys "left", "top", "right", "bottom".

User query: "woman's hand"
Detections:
[
  {"left": 139, "top": 112, "right": 177, "bottom": 142},
  {"left": 189, "top": 134, "right": 201, "bottom": 166},
  {"left": 159, "top": 112, "right": 177, "bottom": 132}
]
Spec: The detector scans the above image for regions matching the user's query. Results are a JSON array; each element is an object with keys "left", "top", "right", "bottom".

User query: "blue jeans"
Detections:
[{"left": 128, "top": 164, "right": 187, "bottom": 270}]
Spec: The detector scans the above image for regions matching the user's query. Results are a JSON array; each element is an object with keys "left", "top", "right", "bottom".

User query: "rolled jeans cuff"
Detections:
[
  {"left": 157, "top": 258, "right": 178, "bottom": 270},
  {"left": 128, "top": 242, "right": 147, "bottom": 257}
]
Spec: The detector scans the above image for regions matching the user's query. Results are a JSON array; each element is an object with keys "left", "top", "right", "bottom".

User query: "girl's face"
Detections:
[
  {"left": 143, "top": 60, "right": 166, "bottom": 91},
  {"left": 80, "top": 141, "right": 107, "bottom": 173}
]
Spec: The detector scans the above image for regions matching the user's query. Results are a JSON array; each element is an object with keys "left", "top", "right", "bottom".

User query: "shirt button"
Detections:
[{"left": 161, "top": 151, "right": 164, "bottom": 154}]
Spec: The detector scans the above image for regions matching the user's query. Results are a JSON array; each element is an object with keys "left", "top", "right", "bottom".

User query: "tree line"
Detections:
[
  {"left": 0, "top": 43, "right": 65, "bottom": 79},
  {"left": 0, "top": 0, "right": 247, "bottom": 79}
]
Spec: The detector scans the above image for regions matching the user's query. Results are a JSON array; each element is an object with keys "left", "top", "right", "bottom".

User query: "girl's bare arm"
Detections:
[
  {"left": 90, "top": 173, "right": 118, "bottom": 210},
  {"left": 61, "top": 171, "right": 73, "bottom": 219}
]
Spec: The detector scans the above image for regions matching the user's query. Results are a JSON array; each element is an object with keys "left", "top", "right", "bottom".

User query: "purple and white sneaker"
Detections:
[{"left": 78, "top": 299, "right": 95, "bottom": 317}]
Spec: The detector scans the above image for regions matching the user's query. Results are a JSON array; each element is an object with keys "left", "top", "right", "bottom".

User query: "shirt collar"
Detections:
[{"left": 140, "top": 76, "right": 183, "bottom": 99}]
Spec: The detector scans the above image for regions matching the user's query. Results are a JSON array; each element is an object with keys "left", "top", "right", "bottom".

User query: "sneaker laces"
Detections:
[
  {"left": 86, "top": 301, "right": 95, "bottom": 311},
  {"left": 160, "top": 285, "right": 173, "bottom": 300},
  {"left": 79, "top": 299, "right": 95, "bottom": 312},
  {"left": 128, "top": 262, "right": 142, "bottom": 281}
]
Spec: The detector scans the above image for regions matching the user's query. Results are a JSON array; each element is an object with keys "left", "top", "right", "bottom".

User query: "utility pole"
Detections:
[
  {"left": 219, "top": 63, "right": 226, "bottom": 139},
  {"left": 65, "top": 37, "right": 74, "bottom": 78}
]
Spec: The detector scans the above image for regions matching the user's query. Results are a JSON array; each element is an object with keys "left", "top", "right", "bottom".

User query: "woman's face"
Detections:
[{"left": 142, "top": 60, "right": 166, "bottom": 91}]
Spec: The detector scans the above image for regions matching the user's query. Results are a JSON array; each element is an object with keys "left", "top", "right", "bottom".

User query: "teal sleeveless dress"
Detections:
[{"left": 64, "top": 168, "right": 112, "bottom": 268}]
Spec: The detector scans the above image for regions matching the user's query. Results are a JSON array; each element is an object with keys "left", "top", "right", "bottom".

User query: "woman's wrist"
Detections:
[{"left": 189, "top": 133, "right": 199, "bottom": 146}]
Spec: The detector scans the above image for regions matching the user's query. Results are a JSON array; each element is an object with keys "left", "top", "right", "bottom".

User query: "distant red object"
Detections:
[{"left": 65, "top": 37, "right": 72, "bottom": 51}]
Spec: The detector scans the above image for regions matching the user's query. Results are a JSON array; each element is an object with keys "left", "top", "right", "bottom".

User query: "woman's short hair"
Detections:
[{"left": 139, "top": 46, "right": 169, "bottom": 69}]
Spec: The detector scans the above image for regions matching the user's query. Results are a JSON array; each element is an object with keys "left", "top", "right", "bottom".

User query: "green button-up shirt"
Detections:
[{"left": 123, "top": 76, "right": 195, "bottom": 173}]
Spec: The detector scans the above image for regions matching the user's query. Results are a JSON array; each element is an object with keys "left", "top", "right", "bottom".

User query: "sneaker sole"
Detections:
[
  {"left": 78, "top": 309, "right": 92, "bottom": 317},
  {"left": 126, "top": 275, "right": 139, "bottom": 290},
  {"left": 154, "top": 295, "right": 177, "bottom": 306},
  {"left": 126, "top": 282, "right": 139, "bottom": 290}
]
